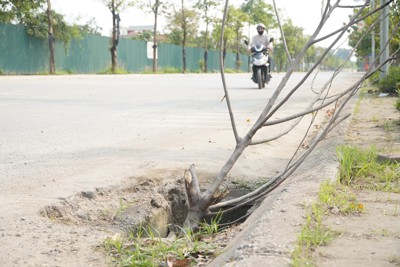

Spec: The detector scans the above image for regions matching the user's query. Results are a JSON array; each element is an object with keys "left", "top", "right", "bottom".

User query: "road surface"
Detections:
[{"left": 0, "top": 72, "right": 363, "bottom": 266}]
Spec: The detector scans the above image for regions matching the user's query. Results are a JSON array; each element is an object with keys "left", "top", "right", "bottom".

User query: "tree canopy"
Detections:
[
  {"left": 347, "top": 1, "right": 400, "bottom": 61},
  {"left": 0, "top": 0, "right": 101, "bottom": 49}
]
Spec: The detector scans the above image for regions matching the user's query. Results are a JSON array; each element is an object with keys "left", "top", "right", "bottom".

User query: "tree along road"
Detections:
[{"left": 0, "top": 72, "right": 362, "bottom": 266}]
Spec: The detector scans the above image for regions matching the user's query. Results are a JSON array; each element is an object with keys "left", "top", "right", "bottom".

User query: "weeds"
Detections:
[
  {"left": 336, "top": 145, "right": 400, "bottom": 193},
  {"left": 318, "top": 180, "right": 364, "bottom": 214},
  {"left": 389, "top": 255, "right": 400, "bottom": 266},
  {"left": 99, "top": 66, "right": 129, "bottom": 74},
  {"left": 383, "top": 120, "right": 393, "bottom": 132},
  {"left": 102, "top": 214, "right": 224, "bottom": 266},
  {"left": 291, "top": 203, "right": 336, "bottom": 267},
  {"left": 141, "top": 66, "right": 181, "bottom": 74}
]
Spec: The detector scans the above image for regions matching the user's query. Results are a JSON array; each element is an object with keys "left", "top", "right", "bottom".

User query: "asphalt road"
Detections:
[
  {"left": 0, "top": 72, "right": 366, "bottom": 266},
  {"left": 0, "top": 72, "right": 363, "bottom": 216}
]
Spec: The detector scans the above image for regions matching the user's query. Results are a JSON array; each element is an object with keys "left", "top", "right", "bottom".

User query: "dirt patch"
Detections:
[
  {"left": 316, "top": 191, "right": 400, "bottom": 267},
  {"left": 39, "top": 177, "right": 188, "bottom": 237}
]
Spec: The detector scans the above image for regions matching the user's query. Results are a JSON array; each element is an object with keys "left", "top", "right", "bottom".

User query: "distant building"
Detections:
[{"left": 125, "top": 25, "right": 153, "bottom": 37}]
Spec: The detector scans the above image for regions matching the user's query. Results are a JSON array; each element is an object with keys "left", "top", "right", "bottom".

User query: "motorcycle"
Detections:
[{"left": 245, "top": 38, "right": 273, "bottom": 89}]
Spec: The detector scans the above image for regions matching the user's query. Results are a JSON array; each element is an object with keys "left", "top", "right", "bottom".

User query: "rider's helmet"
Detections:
[{"left": 256, "top": 23, "right": 265, "bottom": 35}]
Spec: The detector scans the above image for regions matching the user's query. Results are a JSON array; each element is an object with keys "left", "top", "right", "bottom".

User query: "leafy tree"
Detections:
[
  {"left": 1, "top": 0, "right": 100, "bottom": 74},
  {"left": 226, "top": 6, "right": 248, "bottom": 71},
  {"left": 194, "top": 0, "right": 222, "bottom": 72},
  {"left": 136, "top": 0, "right": 169, "bottom": 72},
  {"left": 348, "top": 1, "right": 400, "bottom": 64},
  {"left": 165, "top": 0, "right": 199, "bottom": 73},
  {"left": 0, "top": 0, "right": 45, "bottom": 24},
  {"left": 274, "top": 19, "right": 308, "bottom": 72},
  {"left": 211, "top": 5, "right": 245, "bottom": 66},
  {"left": 101, "top": 0, "right": 135, "bottom": 73},
  {"left": 240, "top": 0, "right": 276, "bottom": 29}
]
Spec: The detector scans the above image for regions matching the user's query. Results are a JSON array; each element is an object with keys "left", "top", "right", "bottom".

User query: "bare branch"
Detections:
[
  {"left": 312, "top": 0, "right": 393, "bottom": 45},
  {"left": 271, "top": 0, "right": 291, "bottom": 61},
  {"left": 218, "top": 0, "right": 240, "bottom": 145}
]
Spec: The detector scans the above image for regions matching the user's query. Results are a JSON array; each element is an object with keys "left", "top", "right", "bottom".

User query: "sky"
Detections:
[{"left": 51, "top": 0, "right": 364, "bottom": 48}]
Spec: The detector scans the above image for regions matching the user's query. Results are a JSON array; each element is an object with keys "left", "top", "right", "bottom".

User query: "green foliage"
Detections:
[
  {"left": 336, "top": 145, "right": 400, "bottom": 193},
  {"left": 347, "top": 2, "right": 400, "bottom": 62},
  {"left": 291, "top": 203, "right": 336, "bottom": 267},
  {"left": 165, "top": 6, "right": 199, "bottom": 46},
  {"left": 140, "top": 66, "right": 181, "bottom": 74},
  {"left": 211, "top": 5, "right": 249, "bottom": 64},
  {"left": 102, "top": 221, "right": 222, "bottom": 267},
  {"left": 99, "top": 66, "right": 130, "bottom": 74},
  {"left": 158, "top": 66, "right": 180, "bottom": 73},
  {"left": 0, "top": 0, "right": 46, "bottom": 24},
  {"left": 395, "top": 89, "right": 400, "bottom": 111},
  {"left": 378, "top": 66, "right": 400, "bottom": 94},
  {"left": 0, "top": 1, "right": 100, "bottom": 51},
  {"left": 274, "top": 19, "right": 308, "bottom": 72},
  {"left": 198, "top": 59, "right": 205, "bottom": 72},
  {"left": 240, "top": 0, "right": 276, "bottom": 29},
  {"left": 194, "top": 0, "right": 221, "bottom": 27},
  {"left": 318, "top": 180, "right": 364, "bottom": 214}
]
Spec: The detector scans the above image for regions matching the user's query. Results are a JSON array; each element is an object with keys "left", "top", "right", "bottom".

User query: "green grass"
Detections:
[
  {"left": 291, "top": 203, "right": 337, "bottom": 267},
  {"left": 102, "top": 214, "right": 223, "bottom": 266},
  {"left": 98, "top": 66, "right": 130, "bottom": 74},
  {"left": 141, "top": 66, "right": 181, "bottom": 74},
  {"left": 318, "top": 180, "right": 364, "bottom": 214},
  {"left": 337, "top": 145, "right": 400, "bottom": 193},
  {"left": 389, "top": 255, "right": 400, "bottom": 266}
]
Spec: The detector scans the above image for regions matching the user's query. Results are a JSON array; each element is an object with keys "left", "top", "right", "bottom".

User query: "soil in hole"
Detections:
[
  {"left": 40, "top": 177, "right": 187, "bottom": 237},
  {"left": 40, "top": 177, "right": 255, "bottom": 237}
]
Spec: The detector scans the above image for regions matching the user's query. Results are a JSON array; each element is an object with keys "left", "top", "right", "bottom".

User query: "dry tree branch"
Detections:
[
  {"left": 218, "top": 0, "right": 240, "bottom": 145},
  {"left": 207, "top": 0, "right": 362, "bottom": 206},
  {"left": 211, "top": 44, "right": 400, "bottom": 213},
  {"left": 312, "top": 0, "right": 393, "bottom": 45},
  {"left": 183, "top": 0, "right": 399, "bottom": 228},
  {"left": 271, "top": 0, "right": 291, "bottom": 61},
  {"left": 248, "top": 2, "right": 351, "bottom": 146},
  {"left": 210, "top": 81, "right": 362, "bottom": 212},
  {"left": 209, "top": 2, "right": 398, "bottom": 211}
]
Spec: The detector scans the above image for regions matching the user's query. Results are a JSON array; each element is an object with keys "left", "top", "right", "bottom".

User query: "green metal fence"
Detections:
[{"left": 0, "top": 23, "right": 249, "bottom": 74}]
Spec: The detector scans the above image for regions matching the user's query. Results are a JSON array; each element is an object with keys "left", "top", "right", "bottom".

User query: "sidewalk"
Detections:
[{"left": 209, "top": 93, "right": 400, "bottom": 266}]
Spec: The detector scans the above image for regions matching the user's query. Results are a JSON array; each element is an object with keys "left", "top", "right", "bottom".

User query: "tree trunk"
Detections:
[
  {"left": 184, "top": 134, "right": 253, "bottom": 229},
  {"left": 110, "top": 9, "right": 119, "bottom": 73},
  {"left": 204, "top": 8, "right": 209, "bottom": 73},
  {"left": 222, "top": 38, "right": 227, "bottom": 65},
  {"left": 47, "top": 0, "right": 55, "bottom": 74},
  {"left": 152, "top": 2, "right": 159, "bottom": 73},
  {"left": 236, "top": 29, "right": 240, "bottom": 71},
  {"left": 181, "top": 0, "right": 186, "bottom": 74}
]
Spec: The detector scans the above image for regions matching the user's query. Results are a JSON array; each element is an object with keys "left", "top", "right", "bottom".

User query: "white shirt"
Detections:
[{"left": 248, "top": 33, "right": 273, "bottom": 52}]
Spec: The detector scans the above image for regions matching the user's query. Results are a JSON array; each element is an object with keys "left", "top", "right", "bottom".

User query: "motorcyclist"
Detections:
[{"left": 247, "top": 23, "right": 273, "bottom": 82}]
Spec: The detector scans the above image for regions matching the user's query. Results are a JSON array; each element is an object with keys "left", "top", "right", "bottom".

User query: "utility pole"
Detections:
[{"left": 380, "top": 0, "right": 389, "bottom": 79}]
